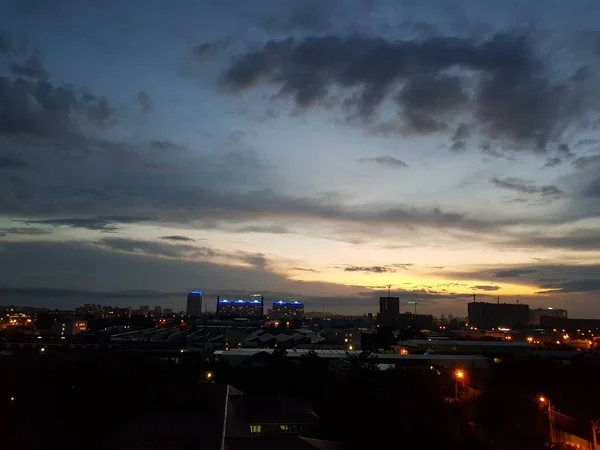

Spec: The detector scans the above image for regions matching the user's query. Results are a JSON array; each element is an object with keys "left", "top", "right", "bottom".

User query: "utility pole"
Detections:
[
  {"left": 592, "top": 419, "right": 599, "bottom": 450},
  {"left": 547, "top": 399, "right": 555, "bottom": 446}
]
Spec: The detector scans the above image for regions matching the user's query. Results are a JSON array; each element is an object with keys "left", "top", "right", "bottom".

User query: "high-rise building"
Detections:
[
  {"left": 186, "top": 291, "right": 203, "bottom": 317},
  {"left": 271, "top": 301, "right": 305, "bottom": 320},
  {"left": 468, "top": 301, "right": 530, "bottom": 329},
  {"left": 378, "top": 297, "right": 399, "bottom": 326},
  {"left": 153, "top": 306, "right": 162, "bottom": 317},
  {"left": 217, "top": 297, "right": 263, "bottom": 318},
  {"left": 530, "top": 307, "right": 567, "bottom": 325}
]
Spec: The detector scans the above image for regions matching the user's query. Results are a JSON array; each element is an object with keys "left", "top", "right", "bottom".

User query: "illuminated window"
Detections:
[
  {"left": 250, "top": 425, "right": 261, "bottom": 434},
  {"left": 280, "top": 425, "right": 289, "bottom": 431}
]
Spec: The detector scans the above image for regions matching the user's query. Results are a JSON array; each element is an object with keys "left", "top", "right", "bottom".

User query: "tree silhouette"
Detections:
[{"left": 346, "top": 350, "right": 379, "bottom": 372}]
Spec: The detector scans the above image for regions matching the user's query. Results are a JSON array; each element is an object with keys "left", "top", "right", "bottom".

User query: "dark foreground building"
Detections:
[
  {"left": 222, "top": 385, "right": 339, "bottom": 450},
  {"left": 468, "top": 301, "right": 530, "bottom": 329}
]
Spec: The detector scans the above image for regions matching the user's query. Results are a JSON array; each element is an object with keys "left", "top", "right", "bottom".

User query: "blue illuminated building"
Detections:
[
  {"left": 216, "top": 296, "right": 264, "bottom": 318},
  {"left": 186, "top": 291, "right": 203, "bottom": 317},
  {"left": 271, "top": 300, "right": 305, "bottom": 320}
]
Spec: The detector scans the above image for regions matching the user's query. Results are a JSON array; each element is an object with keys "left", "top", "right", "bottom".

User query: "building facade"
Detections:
[
  {"left": 186, "top": 291, "right": 203, "bottom": 317},
  {"left": 53, "top": 318, "right": 87, "bottom": 337},
  {"left": 468, "top": 301, "right": 530, "bottom": 329},
  {"left": 530, "top": 307, "right": 568, "bottom": 325},
  {"left": 217, "top": 299, "right": 263, "bottom": 318},
  {"left": 271, "top": 301, "right": 305, "bottom": 319},
  {"left": 378, "top": 297, "right": 400, "bottom": 326}
]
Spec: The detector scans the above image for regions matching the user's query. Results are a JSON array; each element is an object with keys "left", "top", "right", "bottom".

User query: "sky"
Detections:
[{"left": 1, "top": 0, "right": 600, "bottom": 317}]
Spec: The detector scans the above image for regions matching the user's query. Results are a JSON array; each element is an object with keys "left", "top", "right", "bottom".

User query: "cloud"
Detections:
[
  {"left": 491, "top": 177, "right": 563, "bottom": 199},
  {"left": 357, "top": 156, "right": 408, "bottom": 168},
  {"left": 159, "top": 235, "right": 196, "bottom": 242},
  {"left": 0, "top": 156, "right": 30, "bottom": 169},
  {"left": 0, "top": 63, "right": 115, "bottom": 138},
  {"left": 472, "top": 285, "right": 500, "bottom": 291},
  {"left": 544, "top": 157, "right": 563, "bottom": 168},
  {"left": 0, "top": 227, "right": 51, "bottom": 237},
  {"left": 450, "top": 123, "right": 470, "bottom": 152},
  {"left": 99, "top": 237, "right": 218, "bottom": 259},
  {"left": 293, "top": 267, "right": 319, "bottom": 273},
  {"left": 233, "top": 225, "right": 290, "bottom": 234},
  {"left": 572, "top": 154, "right": 600, "bottom": 169},
  {"left": 135, "top": 91, "right": 153, "bottom": 113},
  {"left": 193, "top": 39, "right": 231, "bottom": 62},
  {"left": 450, "top": 263, "right": 600, "bottom": 295},
  {"left": 493, "top": 268, "right": 538, "bottom": 278},
  {"left": 502, "top": 229, "right": 600, "bottom": 251},
  {"left": 343, "top": 263, "right": 412, "bottom": 273},
  {"left": 240, "top": 253, "right": 268, "bottom": 269},
  {"left": 537, "top": 279, "right": 600, "bottom": 294},
  {"left": 0, "top": 239, "right": 398, "bottom": 312},
  {"left": 221, "top": 33, "right": 596, "bottom": 150},
  {"left": 8, "top": 53, "right": 47, "bottom": 79},
  {"left": 16, "top": 217, "right": 151, "bottom": 232}
]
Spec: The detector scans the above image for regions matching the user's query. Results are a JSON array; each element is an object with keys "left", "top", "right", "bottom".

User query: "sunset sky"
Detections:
[{"left": 1, "top": 0, "right": 600, "bottom": 316}]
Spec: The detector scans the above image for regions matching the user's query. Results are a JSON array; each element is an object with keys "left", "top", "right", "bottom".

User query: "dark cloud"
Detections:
[
  {"left": 0, "top": 227, "right": 51, "bottom": 237},
  {"left": 343, "top": 263, "right": 412, "bottom": 273},
  {"left": 357, "top": 156, "right": 408, "bottom": 168},
  {"left": 503, "top": 229, "right": 600, "bottom": 251},
  {"left": 537, "top": 279, "right": 600, "bottom": 294},
  {"left": 222, "top": 33, "right": 595, "bottom": 150},
  {"left": 234, "top": 225, "right": 290, "bottom": 234},
  {"left": 293, "top": 267, "right": 319, "bottom": 273},
  {"left": 450, "top": 123, "right": 470, "bottom": 152},
  {"left": 0, "top": 71, "right": 115, "bottom": 138},
  {"left": 0, "top": 239, "right": 389, "bottom": 312},
  {"left": 572, "top": 154, "right": 600, "bottom": 169},
  {"left": 16, "top": 216, "right": 150, "bottom": 232},
  {"left": 159, "top": 235, "right": 196, "bottom": 242},
  {"left": 0, "top": 286, "right": 183, "bottom": 301},
  {"left": 472, "top": 285, "right": 500, "bottom": 291},
  {"left": 493, "top": 268, "right": 538, "bottom": 278},
  {"left": 99, "top": 237, "right": 218, "bottom": 259},
  {"left": 135, "top": 91, "right": 153, "bottom": 113},
  {"left": 452, "top": 264, "right": 600, "bottom": 296},
  {"left": 491, "top": 177, "right": 563, "bottom": 199},
  {"left": 193, "top": 39, "right": 231, "bottom": 62},
  {"left": 150, "top": 140, "right": 186, "bottom": 151},
  {"left": 0, "top": 156, "right": 30, "bottom": 169},
  {"left": 9, "top": 54, "right": 47, "bottom": 79},
  {"left": 344, "top": 265, "right": 394, "bottom": 273},
  {"left": 544, "top": 157, "right": 563, "bottom": 168},
  {"left": 240, "top": 253, "right": 268, "bottom": 269}
]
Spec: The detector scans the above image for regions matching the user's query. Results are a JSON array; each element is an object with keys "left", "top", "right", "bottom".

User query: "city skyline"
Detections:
[{"left": 2, "top": 1, "right": 600, "bottom": 316}]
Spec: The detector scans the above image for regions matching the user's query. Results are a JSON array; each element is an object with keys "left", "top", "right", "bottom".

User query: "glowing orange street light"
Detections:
[
  {"left": 538, "top": 395, "right": 555, "bottom": 445},
  {"left": 454, "top": 369, "right": 466, "bottom": 400}
]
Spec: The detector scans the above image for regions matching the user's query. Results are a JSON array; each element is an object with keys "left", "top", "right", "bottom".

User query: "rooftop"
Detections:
[
  {"left": 398, "top": 339, "right": 532, "bottom": 348},
  {"left": 214, "top": 348, "right": 487, "bottom": 361}
]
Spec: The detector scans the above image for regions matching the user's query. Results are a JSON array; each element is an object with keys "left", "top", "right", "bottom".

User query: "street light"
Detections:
[
  {"left": 454, "top": 369, "right": 466, "bottom": 400},
  {"left": 538, "top": 395, "right": 554, "bottom": 445}
]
